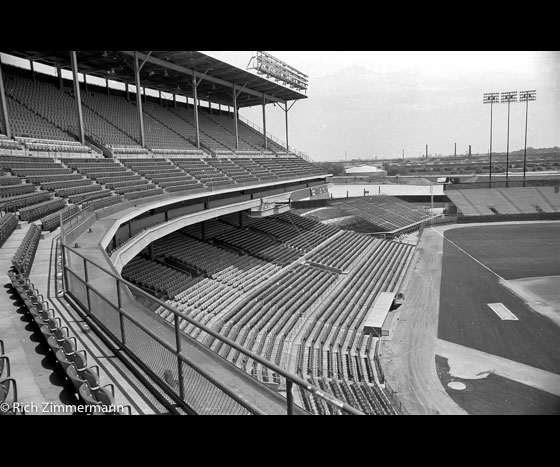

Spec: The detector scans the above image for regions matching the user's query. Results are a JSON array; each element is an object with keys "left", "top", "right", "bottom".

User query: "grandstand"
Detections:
[
  {"left": 446, "top": 186, "right": 560, "bottom": 219},
  {"left": 2, "top": 50, "right": 395, "bottom": 416},
  {"left": 4, "top": 49, "right": 505, "bottom": 417}
]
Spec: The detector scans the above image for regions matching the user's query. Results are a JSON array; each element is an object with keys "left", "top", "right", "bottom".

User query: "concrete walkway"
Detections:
[{"left": 0, "top": 223, "right": 72, "bottom": 414}]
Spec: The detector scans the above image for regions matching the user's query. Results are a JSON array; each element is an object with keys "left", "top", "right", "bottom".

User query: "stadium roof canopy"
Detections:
[{"left": 0, "top": 50, "right": 307, "bottom": 108}]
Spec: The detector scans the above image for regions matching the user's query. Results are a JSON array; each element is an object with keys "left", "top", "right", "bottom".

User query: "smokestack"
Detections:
[
  {"left": 425, "top": 144, "right": 428, "bottom": 159},
  {"left": 469, "top": 145, "right": 471, "bottom": 159},
  {"left": 454, "top": 142, "right": 457, "bottom": 157}
]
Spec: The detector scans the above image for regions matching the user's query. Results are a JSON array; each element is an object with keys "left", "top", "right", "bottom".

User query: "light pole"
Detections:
[
  {"left": 519, "top": 90, "right": 537, "bottom": 187},
  {"left": 501, "top": 91, "right": 518, "bottom": 187},
  {"left": 483, "top": 92, "right": 499, "bottom": 187}
]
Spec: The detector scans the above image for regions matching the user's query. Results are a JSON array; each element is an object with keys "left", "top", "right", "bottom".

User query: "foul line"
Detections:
[{"left": 430, "top": 227, "right": 507, "bottom": 283}]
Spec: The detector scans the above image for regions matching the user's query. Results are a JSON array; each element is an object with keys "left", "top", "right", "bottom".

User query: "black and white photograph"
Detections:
[{"left": 0, "top": 50, "right": 558, "bottom": 416}]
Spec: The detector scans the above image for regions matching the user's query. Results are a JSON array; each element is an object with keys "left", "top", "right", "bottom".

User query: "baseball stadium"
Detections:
[{"left": 0, "top": 50, "right": 558, "bottom": 415}]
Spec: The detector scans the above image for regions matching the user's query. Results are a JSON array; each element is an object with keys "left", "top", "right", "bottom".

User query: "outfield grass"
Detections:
[{"left": 444, "top": 223, "right": 560, "bottom": 280}]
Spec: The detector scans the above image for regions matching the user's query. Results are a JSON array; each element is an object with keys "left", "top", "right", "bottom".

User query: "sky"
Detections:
[
  {"left": 2, "top": 51, "right": 559, "bottom": 162},
  {"left": 203, "top": 51, "right": 560, "bottom": 161}
]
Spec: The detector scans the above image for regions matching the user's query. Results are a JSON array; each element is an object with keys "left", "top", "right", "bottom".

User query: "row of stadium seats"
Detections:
[
  {"left": 8, "top": 271, "right": 130, "bottom": 414},
  {"left": 11, "top": 223, "right": 41, "bottom": 276},
  {"left": 120, "top": 256, "right": 200, "bottom": 300},
  {"left": 0, "top": 338, "right": 22, "bottom": 415},
  {"left": 40, "top": 204, "right": 80, "bottom": 232},
  {"left": 19, "top": 198, "right": 66, "bottom": 222},
  {"left": 0, "top": 213, "right": 18, "bottom": 247},
  {"left": 0, "top": 191, "right": 52, "bottom": 213}
]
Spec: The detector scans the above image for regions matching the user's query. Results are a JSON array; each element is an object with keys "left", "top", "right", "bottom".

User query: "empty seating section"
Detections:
[
  {"left": 79, "top": 89, "right": 142, "bottom": 148},
  {"left": 213, "top": 228, "right": 302, "bottom": 266},
  {"left": 61, "top": 157, "right": 157, "bottom": 196},
  {"left": 307, "top": 231, "right": 379, "bottom": 271},
  {"left": 19, "top": 198, "right": 66, "bottom": 222},
  {"left": 170, "top": 107, "right": 231, "bottom": 152},
  {"left": 0, "top": 213, "right": 18, "bottom": 247},
  {"left": 171, "top": 158, "right": 233, "bottom": 188},
  {"left": 0, "top": 134, "right": 23, "bottom": 150},
  {"left": 203, "top": 113, "right": 261, "bottom": 152},
  {"left": 121, "top": 256, "right": 199, "bottom": 300},
  {"left": 205, "top": 159, "right": 259, "bottom": 184},
  {"left": 142, "top": 102, "right": 200, "bottom": 151},
  {"left": 5, "top": 93, "right": 74, "bottom": 142},
  {"left": 40, "top": 204, "right": 80, "bottom": 232},
  {"left": 0, "top": 191, "right": 52, "bottom": 212},
  {"left": 152, "top": 232, "right": 279, "bottom": 292},
  {"left": 0, "top": 156, "right": 94, "bottom": 198},
  {"left": 331, "top": 196, "right": 431, "bottom": 232},
  {"left": 181, "top": 219, "right": 235, "bottom": 240},
  {"left": 0, "top": 175, "right": 22, "bottom": 186},
  {"left": 119, "top": 158, "right": 204, "bottom": 193},
  {"left": 0, "top": 183, "right": 36, "bottom": 198},
  {"left": 448, "top": 187, "right": 560, "bottom": 216},
  {"left": 236, "top": 119, "right": 286, "bottom": 153},
  {"left": 5, "top": 72, "right": 85, "bottom": 145},
  {"left": 11, "top": 223, "right": 41, "bottom": 275},
  {"left": 210, "top": 264, "right": 338, "bottom": 374},
  {"left": 248, "top": 217, "right": 327, "bottom": 252},
  {"left": 275, "top": 212, "right": 339, "bottom": 237},
  {"left": 117, "top": 209, "right": 411, "bottom": 414}
]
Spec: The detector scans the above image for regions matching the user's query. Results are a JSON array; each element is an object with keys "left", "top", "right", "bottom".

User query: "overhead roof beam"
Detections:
[
  {"left": 137, "top": 51, "right": 152, "bottom": 72},
  {"left": 118, "top": 51, "right": 285, "bottom": 105}
]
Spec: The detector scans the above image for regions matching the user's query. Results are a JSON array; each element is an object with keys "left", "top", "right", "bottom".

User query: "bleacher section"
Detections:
[
  {"left": 330, "top": 196, "right": 432, "bottom": 233},
  {"left": 447, "top": 187, "right": 560, "bottom": 217}
]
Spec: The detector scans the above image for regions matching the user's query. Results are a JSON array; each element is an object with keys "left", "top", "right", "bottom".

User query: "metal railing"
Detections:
[{"left": 60, "top": 216, "right": 363, "bottom": 415}]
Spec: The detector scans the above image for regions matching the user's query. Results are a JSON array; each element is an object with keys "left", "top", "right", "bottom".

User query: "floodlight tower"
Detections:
[
  {"left": 501, "top": 91, "right": 518, "bottom": 187},
  {"left": 519, "top": 90, "right": 537, "bottom": 187},
  {"left": 483, "top": 92, "right": 499, "bottom": 187}
]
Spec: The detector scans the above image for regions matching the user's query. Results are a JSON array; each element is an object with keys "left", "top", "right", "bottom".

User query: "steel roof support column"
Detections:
[
  {"left": 506, "top": 101, "right": 511, "bottom": 188},
  {"left": 232, "top": 84, "right": 239, "bottom": 150},
  {"left": 159, "top": 90, "right": 162, "bottom": 106},
  {"left": 281, "top": 101, "right": 296, "bottom": 154},
  {"left": 29, "top": 60, "right": 35, "bottom": 82},
  {"left": 83, "top": 74, "right": 88, "bottom": 93},
  {"left": 125, "top": 83, "right": 130, "bottom": 102},
  {"left": 70, "top": 51, "right": 85, "bottom": 145},
  {"left": 173, "top": 93, "right": 176, "bottom": 109},
  {"left": 0, "top": 56, "right": 12, "bottom": 138},
  {"left": 106, "top": 78, "right": 110, "bottom": 96},
  {"left": 262, "top": 97, "right": 268, "bottom": 151},
  {"left": 56, "top": 64, "right": 63, "bottom": 89},
  {"left": 192, "top": 73, "right": 200, "bottom": 149},
  {"left": 133, "top": 52, "right": 146, "bottom": 148}
]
